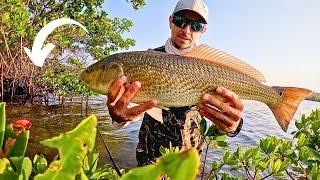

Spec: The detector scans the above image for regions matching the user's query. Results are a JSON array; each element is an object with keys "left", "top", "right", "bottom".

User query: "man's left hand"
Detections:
[{"left": 197, "top": 87, "right": 244, "bottom": 133}]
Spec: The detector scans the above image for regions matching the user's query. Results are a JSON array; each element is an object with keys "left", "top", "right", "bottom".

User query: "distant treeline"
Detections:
[{"left": 306, "top": 92, "right": 320, "bottom": 102}]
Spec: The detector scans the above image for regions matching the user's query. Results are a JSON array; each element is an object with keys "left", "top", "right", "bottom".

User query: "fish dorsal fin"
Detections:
[{"left": 184, "top": 44, "right": 266, "bottom": 83}]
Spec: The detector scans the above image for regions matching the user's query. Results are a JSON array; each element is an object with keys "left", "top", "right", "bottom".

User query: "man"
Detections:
[{"left": 107, "top": 0, "right": 244, "bottom": 166}]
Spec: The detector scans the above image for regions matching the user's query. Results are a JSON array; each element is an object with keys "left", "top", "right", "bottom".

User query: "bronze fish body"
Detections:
[{"left": 81, "top": 45, "right": 311, "bottom": 131}]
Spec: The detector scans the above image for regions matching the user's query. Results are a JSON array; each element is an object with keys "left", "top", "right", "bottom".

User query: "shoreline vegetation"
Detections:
[{"left": 0, "top": 0, "right": 139, "bottom": 104}]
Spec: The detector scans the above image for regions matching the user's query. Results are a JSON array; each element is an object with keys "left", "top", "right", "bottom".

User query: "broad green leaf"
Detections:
[
  {"left": 299, "top": 146, "right": 311, "bottom": 161},
  {"left": 0, "top": 157, "right": 32, "bottom": 180},
  {"left": 206, "top": 125, "right": 223, "bottom": 137},
  {"left": 8, "top": 130, "right": 30, "bottom": 157},
  {"left": 120, "top": 164, "right": 160, "bottom": 180},
  {"left": 217, "top": 141, "right": 228, "bottom": 148},
  {"left": 160, "top": 148, "right": 200, "bottom": 180},
  {"left": 243, "top": 148, "right": 253, "bottom": 161},
  {"left": 10, "top": 157, "right": 32, "bottom": 180},
  {"left": 0, "top": 103, "right": 5, "bottom": 148},
  {"left": 311, "top": 121, "right": 320, "bottom": 133},
  {"left": 257, "top": 161, "right": 267, "bottom": 171},
  {"left": 297, "top": 133, "right": 307, "bottom": 147},
  {"left": 212, "top": 161, "right": 219, "bottom": 170},
  {"left": 278, "top": 159, "right": 291, "bottom": 172},
  {"left": 272, "top": 159, "right": 281, "bottom": 173},
  {"left": 0, "top": 158, "right": 17, "bottom": 179},
  {"left": 225, "top": 154, "right": 238, "bottom": 166},
  {"left": 0, "top": 158, "right": 10, "bottom": 174},
  {"left": 213, "top": 135, "right": 226, "bottom": 142},
  {"left": 34, "top": 115, "right": 97, "bottom": 180},
  {"left": 223, "top": 151, "right": 230, "bottom": 163},
  {"left": 305, "top": 146, "right": 320, "bottom": 160},
  {"left": 121, "top": 148, "right": 200, "bottom": 180},
  {"left": 259, "top": 137, "right": 276, "bottom": 154}
]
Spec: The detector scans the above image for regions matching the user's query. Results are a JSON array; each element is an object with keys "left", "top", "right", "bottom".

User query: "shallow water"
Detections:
[{"left": 5, "top": 97, "right": 320, "bottom": 171}]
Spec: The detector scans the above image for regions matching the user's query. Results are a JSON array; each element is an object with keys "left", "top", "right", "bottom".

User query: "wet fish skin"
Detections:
[
  {"left": 81, "top": 50, "right": 311, "bottom": 132},
  {"left": 83, "top": 51, "right": 278, "bottom": 106}
]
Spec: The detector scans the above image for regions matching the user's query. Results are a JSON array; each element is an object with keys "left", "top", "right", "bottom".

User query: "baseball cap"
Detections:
[{"left": 173, "top": 0, "right": 209, "bottom": 24}]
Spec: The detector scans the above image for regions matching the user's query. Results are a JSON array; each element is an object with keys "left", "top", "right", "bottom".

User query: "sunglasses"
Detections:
[{"left": 172, "top": 15, "right": 205, "bottom": 32}]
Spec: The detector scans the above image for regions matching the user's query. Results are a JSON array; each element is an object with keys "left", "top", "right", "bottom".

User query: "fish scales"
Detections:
[
  {"left": 81, "top": 49, "right": 311, "bottom": 131},
  {"left": 107, "top": 51, "right": 279, "bottom": 107}
]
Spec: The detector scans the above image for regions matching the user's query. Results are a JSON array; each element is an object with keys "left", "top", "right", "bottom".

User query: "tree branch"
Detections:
[{"left": 201, "top": 140, "right": 211, "bottom": 180}]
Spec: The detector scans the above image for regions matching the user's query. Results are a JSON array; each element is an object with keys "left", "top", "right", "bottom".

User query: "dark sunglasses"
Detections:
[{"left": 172, "top": 15, "right": 205, "bottom": 32}]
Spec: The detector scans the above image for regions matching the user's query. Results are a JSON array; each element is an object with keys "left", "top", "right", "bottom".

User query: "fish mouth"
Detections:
[{"left": 80, "top": 69, "right": 89, "bottom": 86}]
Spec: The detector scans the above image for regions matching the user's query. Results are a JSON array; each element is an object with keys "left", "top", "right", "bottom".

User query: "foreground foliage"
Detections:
[
  {"left": 0, "top": 102, "right": 318, "bottom": 179},
  {"left": 0, "top": 102, "right": 200, "bottom": 179},
  {"left": 203, "top": 109, "right": 320, "bottom": 179}
]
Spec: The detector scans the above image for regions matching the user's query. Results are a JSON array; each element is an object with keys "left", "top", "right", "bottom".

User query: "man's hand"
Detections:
[
  {"left": 106, "top": 76, "right": 158, "bottom": 123},
  {"left": 198, "top": 87, "right": 244, "bottom": 133}
]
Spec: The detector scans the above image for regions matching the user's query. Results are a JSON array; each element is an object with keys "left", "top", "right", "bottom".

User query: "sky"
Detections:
[{"left": 103, "top": 0, "right": 320, "bottom": 91}]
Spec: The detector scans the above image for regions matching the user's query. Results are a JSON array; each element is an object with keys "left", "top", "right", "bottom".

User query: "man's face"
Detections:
[{"left": 169, "top": 10, "right": 207, "bottom": 49}]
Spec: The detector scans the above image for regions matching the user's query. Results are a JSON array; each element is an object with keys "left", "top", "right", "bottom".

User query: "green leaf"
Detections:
[
  {"left": 217, "top": 141, "right": 228, "bottom": 148},
  {"left": 223, "top": 151, "right": 230, "bottom": 163},
  {"left": 297, "top": 133, "right": 307, "bottom": 147},
  {"left": 0, "top": 157, "right": 32, "bottom": 180},
  {"left": 211, "top": 161, "right": 220, "bottom": 171},
  {"left": 278, "top": 159, "right": 291, "bottom": 172},
  {"left": 33, "top": 155, "right": 48, "bottom": 174},
  {"left": 10, "top": 157, "right": 32, "bottom": 180},
  {"left": 120, "top": 164, "right": 160, "bottom": 180},
  {"left": 0, "top": 103, "right": 5, "bottom": 148},
  {"left": 200, "top": 118, "right": 207, "bottom": 136},
  {"left": 0, "top": 158, "right": 17, "bottom": 179},
  {"left": 121, "top": 148, "right": 200, "bottom": 180},
  {"left": 8, "top": 130, "right": 30, "bottom": 157},
  {"left": 257, "top": 161, "right": 267, "bottom": 171},
  {"left": 272, "top": 159, "right": 281, "bottom": 173},
  {"left": 259, "top": 137, "right": 276, "bottom": 154},
  {"left": 2, "top": 12, "right": 10, "bottom": 27},
  {"left": 311, "top": 120, "right": 320, "bottom": 133},
  {"left": 83, "top": 148, "right": 99, "bottom": 173},
  {"left": 305, "top": 146, "right": 320, "bottom": 160},
  {"left": 243, "top": 148, "right": 253, "bottom": 161},
  {"left": 236, "top": 145, "right": 243, "bottom": 160},
  {"left": 213, "top": 135, "right": 226, "bottom": 142},
  {"left": 298, "top": 146, "right": 310, "bottom": 161},
  {"left": 34, "top": 115, "right": 97, "bottom": 180}
]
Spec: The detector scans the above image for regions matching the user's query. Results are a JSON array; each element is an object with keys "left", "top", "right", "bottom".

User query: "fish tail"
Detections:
[{"left": 269, "top": 86, "right": 311, "bottom": 132}]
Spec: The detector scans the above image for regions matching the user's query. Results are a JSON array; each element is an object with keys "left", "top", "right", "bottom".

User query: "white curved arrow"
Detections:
[{"left": 24, "top": 18, "right": 88, "bottom": 67}]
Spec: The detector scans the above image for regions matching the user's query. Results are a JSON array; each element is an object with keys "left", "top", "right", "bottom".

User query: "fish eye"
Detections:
[{"left": 279, "top": 91, "right": 284, "bottom": 97}]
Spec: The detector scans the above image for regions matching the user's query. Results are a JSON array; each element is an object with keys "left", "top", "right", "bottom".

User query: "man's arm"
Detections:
[
  {"left": 198, "top": 87, "right": 244, "bottom": 135},
  {"left": 106, "top": 76, "right": 157, "bottom": 124}
]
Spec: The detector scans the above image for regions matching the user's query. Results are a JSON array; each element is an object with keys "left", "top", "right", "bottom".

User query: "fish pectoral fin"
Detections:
[
  {"left": 146, "top": 107, "right": 163, "bottom": 123},
  {"left": 127, "top": 103, "right": 163, "bottom": 123},
  {"left": 184, "top": 44, "right": 266, "bottom": 83}
]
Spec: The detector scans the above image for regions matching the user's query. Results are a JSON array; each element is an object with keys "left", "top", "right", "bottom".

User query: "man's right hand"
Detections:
[{"left": 106, "top": 76, "right": 158, "bottom": 123}]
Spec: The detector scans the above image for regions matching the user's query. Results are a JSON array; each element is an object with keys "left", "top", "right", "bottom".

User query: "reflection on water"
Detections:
[{"left": 6, "top": 97, "right": 320, "bottom": 170}]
